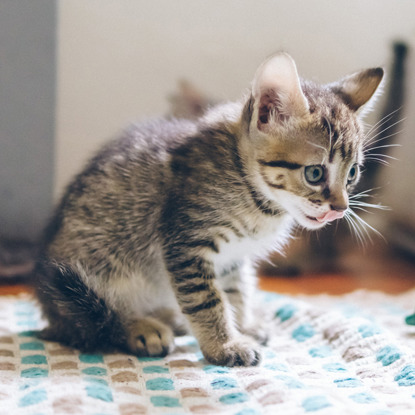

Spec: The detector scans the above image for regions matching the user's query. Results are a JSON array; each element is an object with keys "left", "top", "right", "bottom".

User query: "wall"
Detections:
[
  {"left": 55, "top": 0, "right": 415, "bottom": 199},
  {"left": 0, "top": 0, "right": 56, "bottom": 239},
  {"left": 1, "top": 0, "right": 414, "bottom": 241}
]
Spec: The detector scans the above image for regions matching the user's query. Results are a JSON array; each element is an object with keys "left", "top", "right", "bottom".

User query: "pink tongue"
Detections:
[{"left": 317, "top": 210, "right": 345, "bottom": 223}]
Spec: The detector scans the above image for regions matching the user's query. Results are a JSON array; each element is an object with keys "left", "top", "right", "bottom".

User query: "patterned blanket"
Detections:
[{"left": 0, "top": 289, "right": 414, "bottom": 414}]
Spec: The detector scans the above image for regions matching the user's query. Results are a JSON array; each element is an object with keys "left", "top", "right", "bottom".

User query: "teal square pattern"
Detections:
[{"left": 0, "top": 289, "right": 413, "bottom": 414}]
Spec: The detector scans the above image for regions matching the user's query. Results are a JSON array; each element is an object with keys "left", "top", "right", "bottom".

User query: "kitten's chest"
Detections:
[{"left": 210, "top": 214, "right": 293, "bottom": 274}]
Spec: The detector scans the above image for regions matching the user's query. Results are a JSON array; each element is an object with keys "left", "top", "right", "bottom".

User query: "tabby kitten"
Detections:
[{"left": 35, "top": 53, "right": 383, "bottom": 367}]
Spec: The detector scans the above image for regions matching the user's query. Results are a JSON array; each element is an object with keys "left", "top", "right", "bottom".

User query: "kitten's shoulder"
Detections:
[
  {"left": 117, "top": 102, "right": 243, "bottom": 158},
  {"left": 88, "top": 102, "right": 244, "bottom": 173}
]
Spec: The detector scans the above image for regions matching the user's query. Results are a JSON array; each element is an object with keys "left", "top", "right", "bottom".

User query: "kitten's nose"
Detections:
[
  {"left": 330, "top": 190, "right": 348, "bottom": 213},
  {"left": 330, "top": 203, "right": 348, "bottom": 212}
]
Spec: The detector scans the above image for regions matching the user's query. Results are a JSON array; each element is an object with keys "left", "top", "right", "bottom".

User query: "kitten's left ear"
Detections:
[
  {"left": 252, "top": 52, "right": 309, "bottom": 131},
  {"left": 330, "top": 67, "right": 384, "bottom": 113}
]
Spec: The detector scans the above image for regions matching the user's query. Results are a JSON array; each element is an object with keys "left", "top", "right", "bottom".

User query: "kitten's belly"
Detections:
[
  {"left": 211, "top": 215, "right": 293, "bottom": 274},
  {"left": 89, "top": 265, "right": 180, "bottom": 318}
]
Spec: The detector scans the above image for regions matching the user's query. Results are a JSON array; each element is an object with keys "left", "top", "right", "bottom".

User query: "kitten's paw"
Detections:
[
  {"left": 202, "top": 337, "right": 261, "bottom": 367},
  {"left": 127, "top": 317, "right": 174, "bottom": 357}
]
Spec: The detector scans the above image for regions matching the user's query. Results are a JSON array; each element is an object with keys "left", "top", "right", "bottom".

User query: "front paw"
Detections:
[{"left": 202, "top": 337, "right": 261, "bottom": 367}]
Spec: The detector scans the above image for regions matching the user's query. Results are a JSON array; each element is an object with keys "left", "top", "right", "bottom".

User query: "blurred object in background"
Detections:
[
  {"left": 168, "top": 80, "right": 218, "bottom": 120},
  {"left": 380, "top": 41, "right": 415, "bottom": 261},
  {"left": 358, "top": 41, "right": 408, "bottom": 195},
  {"left": 0, "top": 236, "right": 36, "bottom": 283}
]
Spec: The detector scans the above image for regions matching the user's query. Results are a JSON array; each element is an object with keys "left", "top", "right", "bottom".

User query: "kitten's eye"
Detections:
[
  {"left": 347, "top": 163, "right": 359, "bottom": 184},
  {"left": 304, "top": 165, "right": 324, "bottom": 184}
]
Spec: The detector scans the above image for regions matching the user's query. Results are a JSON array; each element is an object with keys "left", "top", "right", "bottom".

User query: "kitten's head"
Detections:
[{"left": 244, "top": 52, "right": 384, "bottom": 230}]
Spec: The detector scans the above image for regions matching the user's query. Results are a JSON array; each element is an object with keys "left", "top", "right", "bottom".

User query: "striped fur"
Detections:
[{"left": 35, "top": 53, "right": 383, "bottom": 366}]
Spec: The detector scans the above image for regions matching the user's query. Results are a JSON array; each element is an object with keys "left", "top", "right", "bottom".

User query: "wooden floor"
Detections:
[
  {"left": 259, "top": 242, "right": 414, "bottom": 295},
  {"left": 259, "top": 269, "right": 414, "bottom": 295},
  {"left": 0, "top": 242, "right": 414, "bottom": 297}
]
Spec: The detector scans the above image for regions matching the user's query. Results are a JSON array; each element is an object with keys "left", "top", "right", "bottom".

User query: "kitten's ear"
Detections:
[
  {"left": 330, "top": 68, "right": 384, "bottom": 112},
  {"left": 252, "top": 52, "right": 309, "bottom": 131}
]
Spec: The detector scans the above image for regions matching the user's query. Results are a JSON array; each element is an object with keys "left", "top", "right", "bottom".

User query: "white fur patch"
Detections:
[{"left": 210, "top": 214, "right": 294, "bottom": 275}]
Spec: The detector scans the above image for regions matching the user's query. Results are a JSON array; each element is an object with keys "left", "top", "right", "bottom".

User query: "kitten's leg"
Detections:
[
  {"left": 166, "top": 255, "right": 261, "bottom": 367},
  {"left": 221, "top": 261, "right": 268, "bottom": 345}
]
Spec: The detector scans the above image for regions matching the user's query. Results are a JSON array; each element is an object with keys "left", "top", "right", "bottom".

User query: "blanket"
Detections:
[{"left": 0, "top": 289, "right": 414, "bottom": 414}]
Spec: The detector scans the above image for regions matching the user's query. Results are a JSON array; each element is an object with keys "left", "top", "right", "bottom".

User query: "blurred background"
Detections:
[{"left": 0, "top": 0, "right": 414, "bottom": 290}]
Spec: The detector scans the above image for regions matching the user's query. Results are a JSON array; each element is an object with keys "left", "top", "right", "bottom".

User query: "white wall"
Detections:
[{"left": 56, "top": 0, "right": 415, "bottom": 201}]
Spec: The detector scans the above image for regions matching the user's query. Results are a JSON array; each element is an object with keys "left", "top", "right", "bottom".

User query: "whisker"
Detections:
[
  {"left": 348, "top": 209, "right": 385, "bottom": 243},
  {"left": 349, "top": 192, "right": 371, "bottom": 200},
  {"left": 364, "top": 107, "right": 403, "bottom": 138},
  {"left": 347, "top": 212, "right": 373, "bottom": 246},
  {"left": 349, "top": 188, "right": 390, "bottom": 208},
  {"left": 364, "top": 129, "right": 404, "bottom": 150},
  {"left": 364, "top": 117, "right": 406, "bottom": 147},
  {"left": 364, "top": 115, "right": 392, "bottom": 138},
  {"left": 349, "top": 200, "right": 389, "bottom": 211},
  {"left": 364, "top": 157, "right": 391, "bottom": 166},
  {"left": 344, "top": 211, "right": 366, "bottom": 247},
  {"left": 349, "top": 206, "right": 372, "bottom": 214},
  {"left": 365, "top": 153, "right": 398, "bottom": 160},
  {"left": 365, "top": 143, "right": 401, "bottom": 152},
  {"left": 349, "top": 187, "right": 381, "bottom": 200}
]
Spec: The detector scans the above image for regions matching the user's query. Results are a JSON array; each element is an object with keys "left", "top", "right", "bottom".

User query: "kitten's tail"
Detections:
[{"left": 34, "top": 260, "right": 128, "bottom": 353}]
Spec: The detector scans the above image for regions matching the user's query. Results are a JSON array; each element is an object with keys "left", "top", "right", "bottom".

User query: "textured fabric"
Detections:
[{"left": 0, "top": 289, "right": 414, "bottom": 414}]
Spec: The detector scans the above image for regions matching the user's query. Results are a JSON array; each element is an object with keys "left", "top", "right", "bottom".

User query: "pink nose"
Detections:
[{"left": 316, "top": 210, "right": 345, "bottom": 223}]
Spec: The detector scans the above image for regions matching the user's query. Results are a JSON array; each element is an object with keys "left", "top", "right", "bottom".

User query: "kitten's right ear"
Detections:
[
  {"left": 252, "top": 52, "right": 309, "bottom": 132},
  {"left": 329, "top": 67, "right": 384, "bottom": 113}
]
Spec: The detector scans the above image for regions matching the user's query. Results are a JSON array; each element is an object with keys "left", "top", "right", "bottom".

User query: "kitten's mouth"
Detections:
[
  {"left": 303, "top": 213, "right": 329, "bottom": 228},
  {"left": 306, "top": 211, "right": 345, "bottom": 224},
  {"left": 302, "top": 214, "right": 326, "bottom": 229}
]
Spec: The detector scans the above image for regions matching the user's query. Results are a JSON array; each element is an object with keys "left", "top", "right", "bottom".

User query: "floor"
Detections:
[
  {"left": 0, "top": 241, "right": 413, "bottom": 297},
  {"left": 259, "top": 241, "right": 414, "bottom": 295}
]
